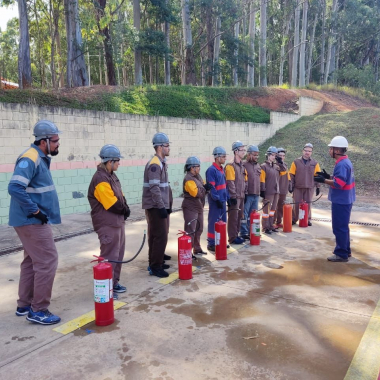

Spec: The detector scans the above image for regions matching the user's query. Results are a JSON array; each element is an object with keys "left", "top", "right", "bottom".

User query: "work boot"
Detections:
[
  {"left": 164, "top": 254, "right": 171, "bottom": 261},
  {"left": 113, "top": 293, "right": 119, "bottom": 300},
  {"left": 276, "top": 223, "right": 283, "bottom": 228},
  {"left": 26, "top": 309, "right": 61, "bottom": 325},
  {"left": 292, "top": 221, "right": 296, "bottom": 225},
  {"left": 264, "top": 229, "right": 272, "bottom": 235},
  {"left": 308, "top": 221, "right": 312, "bottom": 226},
  {"left": 16, "top": 306, "right": 31, "bottom": 316},
  {"left": 271, "top": 228, "right": 279, "bottom": 233},
  {"left": 147, "top": 266, "right": 169, "bottom": 278},
  {"left": 113, "top": 283, "right": 127, "bottom": 293},
  {"left": 207, "top": 245, "right": 215, "bottom": 252},
  {"left": 327, "top": 254, "right": 348, "bottom": 262},
  {"left": 240, "top": 234, "right": 250, "bottom": 240},
  {"left": 231, "top": 237, "right": 244, "bottom": 244},
  {"left": 194, "top": 249, "right": 207, "bottom": 255},
  {"left": 162, "top": 263, "right": 170, "bottom": 269}
]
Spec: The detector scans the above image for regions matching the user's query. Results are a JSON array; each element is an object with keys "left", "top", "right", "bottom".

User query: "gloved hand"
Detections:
[
  {"left": 167, "top": 208, "right": 172, "bottom": 215},
  {"left": 203, "top": 183, "right": 213, "bottom": 191},
  {"left": 28, "top": 210, "right": 49, "bottom": 224},
  {"left": 124, "top": 207, "right": 131, "bottom": 220},
  {"left": 260, "top": 191, "right": 266, "bottom": 199},
  {"left": 317, "top": 169, "right": 331, "bottom": 180},
  {"left": 216, "top": 200, "right": 223, "bottom": 209},
  {"left": 276, "top": 156, "right": 283, "bottom": 165},
  {"left": 159, "top": 208, "right": 168, "bottom": 218},
  {"left": 230, "top": 198, "right": 237, "bottom": 206},
  {"left": 314, "top": 175, "right": 325, "bottom": 183},
  {"left": 316, "top": 188, "right": 320, "bottom": 196}
]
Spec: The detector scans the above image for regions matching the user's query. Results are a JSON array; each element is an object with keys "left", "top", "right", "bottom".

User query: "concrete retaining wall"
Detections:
[
  {"left": 0, "top": 96, "right": 321, "bottom": 224},
  {"left": 299, "top": 96, "right": 324, "bottom": 116}
]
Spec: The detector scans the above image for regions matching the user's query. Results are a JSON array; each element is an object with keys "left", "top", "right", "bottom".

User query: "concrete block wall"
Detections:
[
  {"left": 0, "top": 96, "right": 320, "bottom": 225},
  {"left": 299, "top": 96, "right": 324, "bottom": 116}
]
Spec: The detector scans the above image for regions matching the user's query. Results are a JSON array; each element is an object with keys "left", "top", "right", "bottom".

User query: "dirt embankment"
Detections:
[{"left": 237, "top": 88, "right": 376, "bottom": 114}]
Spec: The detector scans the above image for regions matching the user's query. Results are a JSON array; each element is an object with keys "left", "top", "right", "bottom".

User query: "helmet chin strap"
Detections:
[{"left": 46, "top": 137, "right": 51, "bottom": 156}]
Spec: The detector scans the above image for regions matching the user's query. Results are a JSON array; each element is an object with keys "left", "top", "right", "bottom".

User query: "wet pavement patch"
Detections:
[{"left": 72, "top": 318, "right": 120, "bottom": 337}]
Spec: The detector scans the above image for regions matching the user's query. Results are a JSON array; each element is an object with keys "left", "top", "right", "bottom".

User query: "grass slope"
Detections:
[
  {"left": 259, "top": 108, "right": 380, "bottom": 195},
  {"left": 0, "top": 86, "right": 270, "bottom": 123}
]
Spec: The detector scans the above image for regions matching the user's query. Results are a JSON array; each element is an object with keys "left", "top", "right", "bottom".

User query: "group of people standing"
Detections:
[{"left": 7, "top": 120, "right": 355, "bottom": 326}]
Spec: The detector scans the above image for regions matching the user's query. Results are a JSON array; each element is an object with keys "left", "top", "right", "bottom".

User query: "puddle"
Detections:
[{"left": 72, "top": 318, "right": 120, "bottom": 336}]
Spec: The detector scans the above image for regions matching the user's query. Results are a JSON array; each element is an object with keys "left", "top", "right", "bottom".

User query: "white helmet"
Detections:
[{"left": 328, "top": 136, "right": 348, "bottom": 148}]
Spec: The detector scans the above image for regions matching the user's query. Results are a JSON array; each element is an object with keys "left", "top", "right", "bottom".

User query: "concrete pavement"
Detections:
[{"left": 0, "top": 199, "right": 380, "bottom": 380}]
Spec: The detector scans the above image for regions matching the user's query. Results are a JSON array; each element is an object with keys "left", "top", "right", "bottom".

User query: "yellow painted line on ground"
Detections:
[
  {"left": 158, "top": 266, "right": 198, "bottom": 284},
  {"left": 344, "top": 299, "right": 380, "bottom": 380},
  {"left": 53, "top": 301, "right": 126, "bottom": 335}
]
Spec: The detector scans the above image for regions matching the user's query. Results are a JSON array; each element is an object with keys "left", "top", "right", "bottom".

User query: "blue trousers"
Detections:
[
  {"left": 240, "top": 194, "right": 259, "bottom": 235},
  {"left": 207, "top": 196, "right": 227, "bottom": 246},
  {"left": 332, "top": 203, "right": 352, "bottom": 259}
]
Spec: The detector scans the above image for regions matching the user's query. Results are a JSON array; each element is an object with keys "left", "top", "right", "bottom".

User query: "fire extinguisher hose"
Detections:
[
  {"left": 285, "top": 194, "right": 323, "bottom": 205},
  {"left": 92, "top": 230, "right": 146, "bottom": 264}
]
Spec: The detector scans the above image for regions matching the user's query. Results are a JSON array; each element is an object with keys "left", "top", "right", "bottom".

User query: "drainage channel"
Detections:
[
  {"left": 0, "top": 208, "right": 182, "bottom": 258},
  {"left": 311, "top": 218, "right": 380, "bottom": 227}
]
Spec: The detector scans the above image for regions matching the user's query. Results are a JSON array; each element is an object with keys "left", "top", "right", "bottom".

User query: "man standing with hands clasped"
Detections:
[
  {"left": 142, "top": 132, "right": 172, "bottom": 278},
  {"left": 314, "top": 136, "right": 355, "bottom": 262}
]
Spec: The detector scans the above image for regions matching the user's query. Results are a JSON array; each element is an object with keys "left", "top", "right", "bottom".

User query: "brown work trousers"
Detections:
[
  {"left": 227, "top": 198, "right": 244, "bottom": 243},
  {"left": 146, "top": 208, "right": 169, "bottom": 270},
  {"left": 14, "top": 224, "right": 58, "bottom": 312},
  {"left": 182, "top": 207, "right": 204, "bottom": 252},
  {"left": 262, "top": 194, "right": 279, "bottom": 230},
  {"left": 96, "top": 225, "right": 125, "bottom": 286},
  {"left": 292, "top": 188, "right": 313, "bottom": 222},
  {"left": 275, "top": 194, "right": 287, "bottom": 224}
]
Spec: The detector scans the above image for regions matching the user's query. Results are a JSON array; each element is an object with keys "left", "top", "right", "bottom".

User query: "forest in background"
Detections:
[{"left": 0, "top": 0, "right": 379, "bottom": 95}]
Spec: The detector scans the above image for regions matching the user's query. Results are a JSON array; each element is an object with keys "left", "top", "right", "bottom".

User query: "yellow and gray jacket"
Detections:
[
  {"left": 182, "top": 172, "right": 206, "bottom": 212},
  {"left": 142, "top": 155, "right": 170, "bottom": 209},
  {"left": 278, "top": 162, "right": 291, "bottom": 195},
  {"left": 8, "top": 144, "right": 61, "bottom": 227},
  {"left": 260, "top": 161, "right": 281, "bottom": 195},
  {"left": 289, "top": 157, "right": 321, "bottom": 189},
  {"left": 225, "top": 160, "right": 248, "bottom": 199},
  {"left": 88, "top": 164, "right": 128, "bottom": 230}
]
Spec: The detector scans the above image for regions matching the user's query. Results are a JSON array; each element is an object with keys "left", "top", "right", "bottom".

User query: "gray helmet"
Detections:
[
  {"left": 99, "top": 144, "right": 124, "bottom": 163},
  {"left": 185, "top": 156, "right": 200, "bottom": 170},
  {"left": 33, "top": 120, "right": 62, "bottom": 141},
  {"left": 266, "top": 146, "right": 277, "bottom": 155},
  {"left": 152, "top": 132, "right": 170, "bottom": 147},
  {"left": 212, "top": 146, "right": 227, "bottom": 157},
  {"left": 277, "top": 147, "right": 286, "bottom": 154},
  {"left": 232, "top": 141, "right": 245, "bottom": 151},
  {"left": 247, "top": 145, "right": 259, "bottom": 153},
  {"left": 304, "top": 143, "right": 313, "bottom": 149}
]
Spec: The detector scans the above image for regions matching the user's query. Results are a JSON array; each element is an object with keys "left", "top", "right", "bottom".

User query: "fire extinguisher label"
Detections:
[
  {"left": 179, "top": 250, "right": 192, "bottom": 265},
  {"left": 215, "top": 232, "right": 220, "bottom": 245},
  {"left": 299, "top": 209, "right": 305, "bottom": 220},
  {"left": 94, "top": 279, "right": 110, "bottom": 303},
  {"left": 251, "top": 221, "right": 260, "bottom": 236}
]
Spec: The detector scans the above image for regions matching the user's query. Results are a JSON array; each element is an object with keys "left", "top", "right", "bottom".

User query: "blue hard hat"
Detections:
[{"left": 99, "top": 144, "right": 124, "bottom": 163}]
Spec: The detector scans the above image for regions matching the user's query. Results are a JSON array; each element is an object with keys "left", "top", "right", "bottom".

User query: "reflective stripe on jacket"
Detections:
[
  {"left": 8, "top": 144, "right": 61, "bottom": 227},
  {"left": 142, "top": 155, "right": 170, "bottom": 209}
]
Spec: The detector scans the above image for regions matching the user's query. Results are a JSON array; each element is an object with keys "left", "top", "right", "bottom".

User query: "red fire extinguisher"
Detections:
[
  {"left": 282, "top": 203, "right": 292, "bottom": 233},
  {"left": 250, "top": 210, "right": 261, "bottom": 245},
  {"left": 178, "top": 231, "right": 193, "bottom": 280},
  {"left": 215, "top": 219, "right": 227, "bottom": 260},
  {"left": 93, "top": 260, "right": 114, "bottom": 326},
  {"left": 299, "top": 200, "right": 309, "bottom": 228}
]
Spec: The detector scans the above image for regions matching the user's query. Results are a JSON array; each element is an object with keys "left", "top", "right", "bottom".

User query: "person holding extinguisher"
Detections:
[
  {"left": 260, "top": 146, "right": 285, "bottom": 234},
  {"left": 274, "top": 147, "right": 291, "bottom": 228},
  {"left": 182, "top": 156, "right": 211, "bottom": 257},
  {"left": 206, "top": 146, "right": 229, "bottom": 252},
  {"left": 314, "top": 136, "right": 355, "bottom": 262},
  {"left": 88, "top": 144, "right": 130, "bottom": 299}
]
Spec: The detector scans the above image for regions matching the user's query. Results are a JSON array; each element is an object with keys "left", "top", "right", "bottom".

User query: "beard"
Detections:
[{"left": 50, "top": 149, "right": 59, "bottom": 156}]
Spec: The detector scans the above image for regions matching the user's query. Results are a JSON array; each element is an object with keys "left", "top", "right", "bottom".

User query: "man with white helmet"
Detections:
[
  {"left": 142, "top": 132, "right": 172, "bottom": 278},
  {"left": 8, "top": 120, "right": 62, "bottom": 325},
  {"left": 206, "top": 146, "right": 229, "bottom": 251},
  {"left": 88, "top": 144, "right": 130, "bottom": 298},
  {"left": 314, "top": 136, "right": 355, "bottom": 262},
  {"left": 225, "top": 141, "right": 248, "bottom": 244},
  {"left": 289, "top": 143, "right": 321, "bottom": 226},
  {"left": 240, "top": 145, "right": 261, "bottom": 239}
]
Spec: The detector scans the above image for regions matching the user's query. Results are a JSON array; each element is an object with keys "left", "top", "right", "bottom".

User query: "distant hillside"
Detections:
[{"left": 258, "top": 108, "right": 380, "bottom": 196}]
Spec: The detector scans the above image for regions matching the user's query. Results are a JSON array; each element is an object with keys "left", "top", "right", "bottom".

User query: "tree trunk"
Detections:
[
  {"left": 299, "top": 0, "right": 308, "bottom": 87},
  {"left": 324, "top": 0, "right": 338, "bottom": 84},
  {"left": 259, "top": 0, "right": 267, "bottom": 87},
  {"left": 233, "top": 22, "right": 239, "bottom": 86},
  {"left": 247, "top": 3, "right": 256, "bottom": 87},
  {"left": 55, "top": 10, "right": 64, "bottom": 88},
  {"left": 18, "top": 0, "right": 32, "bottom": 88},
  {"left": 64, "top": 0, "right": 88, "bottom": 87},
  {"left": 279, "top": 2, "right": 291, "bottom": 86},
  {"left": 133, "top": 0, "right": 142, "bottom": 85},
  {"left": 181, "top": 0, "right": 196, "bottom": 85},
  {"left": 49, "top": 0, "right": 57, "bottom": 89},
  {"left": 320, "top": 0, "right": 326, "bottom": 84},
  {"left": 212, "top": 16, "right": 221, "bottom": 87},
  {"left": 206, "top": 2, "right": 214, "bottom": 86},
  {"left": 306, "top": 11, "right": 318, "bottom": 85},
  {"left": 291, "top": 0, "right": 300, "bottom": 87},
  {"left": 164, "top": 0, "right": 171, "bottom": 85}
]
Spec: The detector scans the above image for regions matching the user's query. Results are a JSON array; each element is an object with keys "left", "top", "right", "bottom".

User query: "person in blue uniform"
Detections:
[
  {"left": 314, "top": 136, "right": 355, "bottom": 262},
  {"left": 205, "top": 147, "right": 229, "bottom": 252}
]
